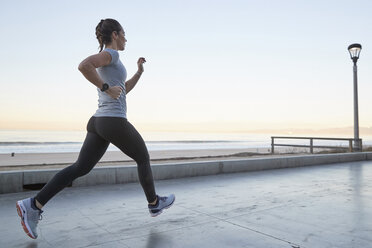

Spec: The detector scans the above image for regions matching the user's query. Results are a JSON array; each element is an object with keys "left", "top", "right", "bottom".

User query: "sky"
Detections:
[{"left": 0, "top": 0, "right": 371, "bottom": 134}]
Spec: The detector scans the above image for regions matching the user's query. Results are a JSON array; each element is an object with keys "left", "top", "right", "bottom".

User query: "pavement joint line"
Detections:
[
  {"left": 201, "top": 190, "right": 372, "bottom": 247},
  {"left": 38, "top": 228, "right": 53, "bottom": 247},
  {"left": 113, "top": 218, "right": 222, "bottom": 243},
  {"left": 179, "top": 205, "right": 303, "bottom": 247},
  {"left": 178, "top": 202, "right": 292, "bottom": 221},
  {"left": 65, "top": 205, "right": 225, "bottom": 244},
  {"left": 222, "top": 219, "right": 304, "bottom": 248},
  {"left": 78, "top": 239, "right": 131, "bottom": 248}
]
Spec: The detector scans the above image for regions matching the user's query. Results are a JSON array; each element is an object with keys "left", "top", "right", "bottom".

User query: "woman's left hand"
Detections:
[{"left": 137, "top": 57, "right": 146, "bottom": 73}]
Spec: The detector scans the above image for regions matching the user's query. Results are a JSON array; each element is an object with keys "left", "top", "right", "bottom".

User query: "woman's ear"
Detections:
[{"left": 112, "top": 31, "right": 118, "bottom": 40}]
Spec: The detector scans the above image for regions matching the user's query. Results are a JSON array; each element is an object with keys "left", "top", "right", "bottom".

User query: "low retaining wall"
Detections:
[{"left": 1, "top": 152, "right": 372, "bottom": 194}]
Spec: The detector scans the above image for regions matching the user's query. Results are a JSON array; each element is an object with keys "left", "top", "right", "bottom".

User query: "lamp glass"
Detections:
[{"left": 349, "top": 47, "right": 361, "bottom": 59}]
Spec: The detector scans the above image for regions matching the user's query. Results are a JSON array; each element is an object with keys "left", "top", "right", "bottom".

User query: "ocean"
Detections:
[
  {"left": 0, "top": 130, "right": 272, "bottom": 154},
  {"left": 1, "top": 130, "right": 371, "bottom": 154}
]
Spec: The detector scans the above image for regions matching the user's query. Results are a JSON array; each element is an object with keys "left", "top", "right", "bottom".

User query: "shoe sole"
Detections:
[
  {"left": 149, "top": 196, "right": 176, "bottom": 217},
  {"left": 16, "top": 201, "right": 37, "bottom": 239}
]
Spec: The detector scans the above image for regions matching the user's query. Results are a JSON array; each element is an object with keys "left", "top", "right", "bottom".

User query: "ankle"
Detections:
[
  {"left": 35, "top": 198, "right": 43, "bottom": 210},
  {"left": 149, "top": 196, "right": 158, "bottom": 206}
]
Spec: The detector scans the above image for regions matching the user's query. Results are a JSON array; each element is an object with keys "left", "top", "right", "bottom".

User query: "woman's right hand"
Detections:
[{"left": 106, "top": 86, "right": 123, "bottom": 99}]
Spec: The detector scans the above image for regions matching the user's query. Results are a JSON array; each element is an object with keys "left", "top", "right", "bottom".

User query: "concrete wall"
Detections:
[{"left": 1, "top": 152, "right": 371, "bottom": 194}]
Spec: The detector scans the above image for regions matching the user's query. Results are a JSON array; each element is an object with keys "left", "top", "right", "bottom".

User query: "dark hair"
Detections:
[{"left": 95, "top": 18, "right": 122, "bottom": 52}]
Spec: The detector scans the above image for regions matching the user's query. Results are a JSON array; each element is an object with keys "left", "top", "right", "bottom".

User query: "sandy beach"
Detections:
[
  {"left": 0, "top": 147, "right": 287, "bottom": 171},
  {"left": 2, "top": 143, "right": 365, "bottom": 172}
]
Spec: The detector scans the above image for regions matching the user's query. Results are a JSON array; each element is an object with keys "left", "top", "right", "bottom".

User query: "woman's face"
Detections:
[{"left": 116, "top": 29, "right": 127, "bottom": 51}]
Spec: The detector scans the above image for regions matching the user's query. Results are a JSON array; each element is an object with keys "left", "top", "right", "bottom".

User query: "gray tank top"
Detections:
[{"left": 94, "top": 48, "right": 127, "bottom": 118}]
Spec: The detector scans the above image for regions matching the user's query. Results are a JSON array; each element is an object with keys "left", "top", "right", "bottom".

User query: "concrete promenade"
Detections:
[
  {"left": 1, "top": 159, "right": 371, "bottom": 247},
  {"left": 2, "top": 152, "right": 372, "bottom": 194}
]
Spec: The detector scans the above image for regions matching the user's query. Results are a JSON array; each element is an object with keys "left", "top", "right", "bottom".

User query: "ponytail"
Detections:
[{"left": 95, "top": 18, "right": 122, "bottom": 52}]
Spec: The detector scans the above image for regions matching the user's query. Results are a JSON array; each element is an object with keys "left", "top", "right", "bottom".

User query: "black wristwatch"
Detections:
[{"left": 100, "top": 83, "right": 109, "bottom": 92}]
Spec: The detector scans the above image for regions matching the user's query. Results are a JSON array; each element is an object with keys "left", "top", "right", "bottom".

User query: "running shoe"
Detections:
[
  {"left": 16, "top": 198, "right": 43, "bottom": 239},
  {"left": 148, "top": 194, "right": 175, "bottom": 217}
]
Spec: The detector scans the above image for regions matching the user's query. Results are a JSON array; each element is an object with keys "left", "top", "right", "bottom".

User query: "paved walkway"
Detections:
[{"left": 1, "top": 160, "right": 371, "bottom": 248}]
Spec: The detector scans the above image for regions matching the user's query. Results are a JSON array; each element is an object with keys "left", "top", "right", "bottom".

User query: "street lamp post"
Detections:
[{"left": 348, "top": 43, "right": 362, "bottom": 151}]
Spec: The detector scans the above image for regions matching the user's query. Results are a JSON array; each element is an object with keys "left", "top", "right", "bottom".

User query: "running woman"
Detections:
[{"left": 16, "top": 18, "right": 175, "bottom": 239}]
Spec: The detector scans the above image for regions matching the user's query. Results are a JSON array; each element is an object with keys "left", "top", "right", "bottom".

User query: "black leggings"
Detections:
[{"left": 35, "top": 117, "right": 156, "bottom": 206}]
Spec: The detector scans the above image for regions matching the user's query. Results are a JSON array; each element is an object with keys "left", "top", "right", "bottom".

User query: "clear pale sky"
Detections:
[{"left": 0, "top": 0, "right": 371, "bottom": 133}]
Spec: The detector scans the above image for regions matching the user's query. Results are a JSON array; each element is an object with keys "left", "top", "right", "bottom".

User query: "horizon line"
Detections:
[{"left": 1, "top": 126, "right": 372, "bottom": 133}]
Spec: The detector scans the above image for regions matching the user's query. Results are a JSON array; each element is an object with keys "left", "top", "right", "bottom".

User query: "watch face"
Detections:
[{"left": 101, "top": 83, "right": 109, "bottom": 92}]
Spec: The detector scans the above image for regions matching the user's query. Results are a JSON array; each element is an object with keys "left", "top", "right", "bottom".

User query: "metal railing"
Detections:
[{"left": 271, "top": 136, "right": 363, "bottom": 154}]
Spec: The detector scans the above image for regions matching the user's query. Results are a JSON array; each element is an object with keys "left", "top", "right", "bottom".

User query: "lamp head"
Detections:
[{"left": 348, "top": 43, "right": 362, "bottom": 64}]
